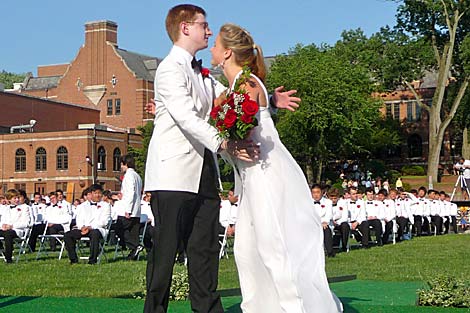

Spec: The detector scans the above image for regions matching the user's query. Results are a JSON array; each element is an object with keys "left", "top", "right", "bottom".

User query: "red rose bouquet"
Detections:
[{"left": 209, "top": 67, "right": 259, "bottom": 140}]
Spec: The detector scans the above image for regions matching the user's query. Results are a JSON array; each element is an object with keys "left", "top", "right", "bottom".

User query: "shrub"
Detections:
[
  {"left": 418, "top": 276, "right": 470, "bottom": 308},
  {"left": 135, "top": 265, "right": 189, "bottom": 301},
  {"left": 388, "top": 170, "right": 401, "bottom": 184},
  {"left": 365, "top": 160, "right": 387, "bottom": 177},
  {"left": 401, "top": 165, "right": 425, "bottom": 176}
]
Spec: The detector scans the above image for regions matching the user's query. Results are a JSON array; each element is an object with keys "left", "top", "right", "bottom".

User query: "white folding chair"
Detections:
[
  {"left": 137, "top": 214, "right": 149, "bottom": 261},
  {"left": 36, "top": 221, "right": 66, "bottom": 260},
  {"left": 77, "top": 217, "right": 113, "bottom": 264},
  {"left": 219, "top": 226, "right": 230, "bottom": 260}
]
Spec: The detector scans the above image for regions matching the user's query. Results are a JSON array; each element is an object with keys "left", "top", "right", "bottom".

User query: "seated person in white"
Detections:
[
  {"left": 29, "top": 192, "right": 47, "bottom": 252},
  {"left": 312, "top": 184, "right": 335, "bottom": 257},
  {"left": 330, "top": 188, "right": 350, "bottom": 253},
  {"left": 219, "top": 190, "right": 238, "bottom": 237},
  {"left": 445, "top": 194, "right": 458, "bottom": 234},
  {"left": 45, "top": 191, "right": 72, "bottom": 251},
  {"left": 140, "top": 192, "right": 155, "bottom": 252},
  {"left": 0, "top": 189, "right": 31, "bottom": 263},
  {"left": 364, "top": 188, "right": 383, "bottom": 246},
  {"left": 64, "top": 184, "right": 111, "bottom": 264}
]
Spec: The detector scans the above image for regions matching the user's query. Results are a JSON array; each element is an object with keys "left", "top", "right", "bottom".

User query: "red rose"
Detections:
[
  {"left": 240, "top": 113, "right": 253, "bottom": 124},
  {"left": 201, "top": 68, "right": 210, "bottom": 78},
  {"left": 224, "top": 109, "right": 237, "bottom": 128},
  {"left": 357, "top": 205, "right": 361, "bottom": 208},
  {"left": 242, "top": 99, "right": 259, "bottom": 116},
  {"left": 216, "top": 119, "right": 224, "bottom": 130},
  {"left": 17, "top": 208, "right": 21, "bottom": 212},
  {"left": 339, "top": 207, "right": 343, "bottom": 211},
  {"left": 97, "top": 205, "right": 101, "bottom": 209},
  {"left": 321, "top": 204, "right": 325, "bottom": 208},
  {"left": 227, "top": 94, "right": 235, "bottom": 108},
  {"left": 210, "top": 105, "right": 220, "bottom": 120}
]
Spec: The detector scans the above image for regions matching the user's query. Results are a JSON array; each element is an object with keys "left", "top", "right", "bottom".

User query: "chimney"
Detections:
[
  {"left": 85, "top": 20, "right": 118, "bottom": 46},
  {"left": 84, "top": 20, "right": 118, "bottom": 85}
]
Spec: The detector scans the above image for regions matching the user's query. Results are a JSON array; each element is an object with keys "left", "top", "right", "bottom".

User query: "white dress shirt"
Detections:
[{"left": 75, "top": 200, "right": 112, "bottom": 238}]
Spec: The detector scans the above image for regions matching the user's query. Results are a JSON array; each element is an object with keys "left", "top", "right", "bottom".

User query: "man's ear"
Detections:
[{"left": 181, "top": 22, "right": 190, "bottom": 37}]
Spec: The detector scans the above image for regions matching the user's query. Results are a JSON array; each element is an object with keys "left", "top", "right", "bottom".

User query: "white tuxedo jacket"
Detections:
[
  {"left": 75, "top": 200, "right": 112, "bottom": 238},
  {"left": 144, "top": 45, "right": 225, "bottom": 193},
  {"left": 120, "top": 168, "right": 143, "bottom": 217}
]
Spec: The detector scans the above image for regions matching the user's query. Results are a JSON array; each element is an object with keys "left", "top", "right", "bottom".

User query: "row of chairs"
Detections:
[{"left": 0, "top": 215, "right": 152, "bottom": 264}]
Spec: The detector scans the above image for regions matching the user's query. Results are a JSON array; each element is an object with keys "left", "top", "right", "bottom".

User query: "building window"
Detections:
[
  {"left": 107, "top": 99, "right": 113, "bottom": 116},
  {"left": 407, "top": 102, "right": 413, "bottom": 122},
  {"left": 14, "top": 183, "right": 26, "bottom": 192},
  {"left": 113, "top": 148, "right": 121, "bottom": 172},
  {"left": 415, "top": 102, "right": 422, "bottom": 121},
  {"left": 2, "top": 184, "right": 7, "bottom": 194},
  {"left": 115, "top": 99, "right": 121, "bottom": 115},
  {"left": 57, "top": 146, "right": 68, "bottom": 170},
  {"left": 15, "top": 148, "right": 26, "bottom": 172},
  {"left": 98, "top": 146, "right": 106, "bottom": 171},
  {"left": 56, "top": 182, "right": 68, "bottom": 193},
  {"left": 385, "top": 103, "right": 392, "bottom": 119},
  {"left": 35, "top": 147, "right": 47, "bottom": 171},
  {"left": 393, "top": 103, "right": 400, "bottom": 120}
]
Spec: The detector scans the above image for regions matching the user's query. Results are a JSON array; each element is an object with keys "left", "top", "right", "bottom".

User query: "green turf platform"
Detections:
[{"left": 1, "top": 280, "right": 469, "bottom": 312}]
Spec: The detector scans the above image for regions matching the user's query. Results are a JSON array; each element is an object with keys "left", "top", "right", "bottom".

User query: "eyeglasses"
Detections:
[{"left": 186, "top": 21, "right": 210, "bottom": 30}]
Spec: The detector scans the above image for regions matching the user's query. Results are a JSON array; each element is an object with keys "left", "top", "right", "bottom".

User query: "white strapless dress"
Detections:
[{"left": 229, "top": 72, "right": 343, "bottom": 313}]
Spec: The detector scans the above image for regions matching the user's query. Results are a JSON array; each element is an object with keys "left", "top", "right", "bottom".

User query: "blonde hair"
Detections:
[
  {"left": 166, "top": 4, "right": 206, "bottom": 43},
  {"left": 219, "top": 23, "right": 266, "bottom": 82},
  {"left": 5, "top": 189, "right": 19, "bottom": 200}
]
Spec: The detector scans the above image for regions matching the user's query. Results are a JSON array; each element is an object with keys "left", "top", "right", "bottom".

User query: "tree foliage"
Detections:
[
  {"left": 127, "top": 121, "right": 154, "bottom": 182},
  {"left": 267, "top": 44, "right": 400, "bottom": 183},
  {"left": 0, "top": 70, "right": 26, "bottom": 89}
]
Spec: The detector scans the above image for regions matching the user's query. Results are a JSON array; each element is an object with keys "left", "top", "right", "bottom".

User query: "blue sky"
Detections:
[{"left": 1, "top": 0, "right": 399, "bottom": 74}]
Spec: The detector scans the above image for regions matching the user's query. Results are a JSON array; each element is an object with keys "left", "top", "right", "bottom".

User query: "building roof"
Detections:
[
  {"left": 115, "top": 48, "right": 161, "bottom": 81},
  {"left": 23, "top": 75, "right": 61, "bottom": 90},
  {"left": 0, "top": 90, "right": 100, "bottom": 112}
]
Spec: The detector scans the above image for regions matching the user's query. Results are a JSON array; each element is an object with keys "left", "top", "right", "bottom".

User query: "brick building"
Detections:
[
  {"left": 14, "top": 20, "right": 158, "bottom": 131},
  {"left": 0, "top": 91, "right": 142, "bottom": 199},
  {"left": 377, "top": 72, "right": 455, "bottom": 169}
]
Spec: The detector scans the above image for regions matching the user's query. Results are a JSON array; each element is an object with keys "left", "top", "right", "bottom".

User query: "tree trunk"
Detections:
[
  {"left": 427, "top": 135, "right": 441, "bottom": 186},
  {"left": 306, "top": 158, "right": 314, "bottom": 186},
  {"left": 315, "top": 158, "right": 323, "bottom": 183},
  {"left": 462, "top": 128, "right": 470, "bottom": 160}
]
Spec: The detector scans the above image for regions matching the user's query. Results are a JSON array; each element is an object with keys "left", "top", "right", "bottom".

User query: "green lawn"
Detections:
[{"left": 1, "top": 234, "right": 470, "bottom": 312}]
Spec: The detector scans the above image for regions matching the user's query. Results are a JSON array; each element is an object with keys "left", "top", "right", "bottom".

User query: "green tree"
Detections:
[
  {"left": 128, "top": 121, "right": 154, "bottom": 182},
  {"left": 0, "top": 70, "right": 26, "bottom": 89},
  {"left": 387, "top": 0, "right": 470, "bottom": 183},
  {"left": 267, "top": 44, "right": 399, "bottom": 184}
]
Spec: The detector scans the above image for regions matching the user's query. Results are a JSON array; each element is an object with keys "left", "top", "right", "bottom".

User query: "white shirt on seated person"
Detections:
[
  {"left": 75, "top": 200, "right": 112, "bottom": 239},
  {"left": 140, "top": 199, "right": 155, "bottom": 227},
  {"left": 1, "top": 201, "right": 31, "bottom": 237}
]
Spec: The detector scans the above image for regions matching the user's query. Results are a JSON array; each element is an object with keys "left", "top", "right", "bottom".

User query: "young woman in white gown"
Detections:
[{"left": 210, "top": 24, "right": 343, "bottom": 313}]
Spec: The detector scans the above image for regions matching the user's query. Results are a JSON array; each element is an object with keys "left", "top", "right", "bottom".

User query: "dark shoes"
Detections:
[{"left": 127, "top": 245, "right": 144, "bottom": 261}]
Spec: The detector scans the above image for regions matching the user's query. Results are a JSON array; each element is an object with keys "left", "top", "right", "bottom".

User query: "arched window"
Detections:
[
  {"left": 98, "top": 146, "right": 106, "bottom": 171},
  {"left": 57, "top": 146, "right": 68, "bottom": 170},
  {"left": 15, "top": 148, "right": 26, "bottom": 172},
  {"left": 408, "top": 134, "right": 423, "bottom": 158},
  {"left": 113, "top": 148, "right": 121, "bottom": 172},
  {"left": 35, "top": 147, "right": 47, "bottom": 171}
]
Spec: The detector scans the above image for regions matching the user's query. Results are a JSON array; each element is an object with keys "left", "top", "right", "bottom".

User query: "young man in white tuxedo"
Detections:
[
  {"left": 115, "top": 154, "right": 143, "bottom": 260},
  {"left": 64, "top": 184, "right": 111, "bottom": 265},
  {"left": 0, "top": 189, "right": 31, "bottom": 263},
  {"left": 143, "top": 4, "right": 300, "bottom": 313}
]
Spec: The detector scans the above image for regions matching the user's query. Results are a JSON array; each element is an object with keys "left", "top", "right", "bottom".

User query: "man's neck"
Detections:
[{"left": 174, "top": 42, "right": 197, "bottom": 57}]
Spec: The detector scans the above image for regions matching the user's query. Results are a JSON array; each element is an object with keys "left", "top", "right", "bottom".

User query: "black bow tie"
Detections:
[
  {"left": 90, "top": 202, "right": 98, "bottom": 206},
  {"left": 10, "top": 205, "right": 17, "bottom": 208},
  {"left": 52, "top": 204, "right": 58, "bottom": 207},
  {"left": 314, "top": 201, "right": 321, "bottom": 205},
  {"left": 367, "top": 201, "right": 373, "bottom": 204},
  {"left": 332, "top": 204, "right": 337, "bottom": 207},
  {"left": 191, "top": 58, "right": 202, "bottom": 71},
  {"left": 350, "top": 201, "right": 356, "bottom": 204}
]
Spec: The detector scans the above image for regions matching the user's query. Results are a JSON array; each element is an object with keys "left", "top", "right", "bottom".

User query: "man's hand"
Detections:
[
  {"left": 145, "top": 99, "right": 156, "bottom": 115},
  {"left": 81, "top": 226, "right": 90, "bottom": 235},
  {"left": 125, "top": 212, "right": 131, "bottom": 219},
  {"left": 224, "top": 139, "right": 260, "bottom": 162},
  {"left": 272, "top": 86, "right": 301, "bottom": 112},
  {"left": 322, "top": 222, "right": 329, "bottom": 230},
  {"left": 351, "top": 222, "right": 358, "bottom": 231}
]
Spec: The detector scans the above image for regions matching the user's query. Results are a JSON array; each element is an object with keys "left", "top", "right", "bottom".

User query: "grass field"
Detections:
[{"left": 1, "top": 234, "right": 470, "bottom": 312}]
